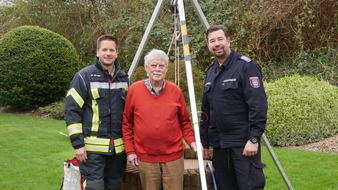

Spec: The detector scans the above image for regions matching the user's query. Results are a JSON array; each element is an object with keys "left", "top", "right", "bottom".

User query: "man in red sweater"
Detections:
[{"left": 122, "top": 49, "right": 197, "bottom": 190}]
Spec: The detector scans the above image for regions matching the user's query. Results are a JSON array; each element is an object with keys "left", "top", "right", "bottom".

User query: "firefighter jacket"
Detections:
[
  {"left": 200, "top": 50, "right": 268, "bottom": 149},
  {"left": 64, "top": 58, "right": 129, "bottom": 155}
]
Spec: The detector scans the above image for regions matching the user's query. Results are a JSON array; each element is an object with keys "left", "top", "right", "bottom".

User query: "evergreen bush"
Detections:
[
  {"left": 263, "top": 47, "right": 337, "bottom": 86},
  {"left": 0, "top": 25, "right": 80, "bottom": 110},
  {"left": 265, "top": 75, "right": 338, "bottom": 146},
  {"left": 37, "top": 99, "right": 65, "bottom": 120}
]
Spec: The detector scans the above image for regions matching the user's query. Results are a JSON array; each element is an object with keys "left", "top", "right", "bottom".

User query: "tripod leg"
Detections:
[
  {"left": 176, "top": 0, "right": 208, "bottom": 189},
  {"left": 262, "top": 134, "right": 294, "bottom": 190},
  {"left": 127, "top": 0, "right": 165, "bottom": 77},
  {"left": 190, "top": 0, "right": 210, "bottom": 29}
]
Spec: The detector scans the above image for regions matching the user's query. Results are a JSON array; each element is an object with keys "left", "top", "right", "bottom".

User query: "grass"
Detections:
[
  {"left": 0, "top": 113, "right": 73, "bottom": 190},
  {"left": 0, "top": 113, "right": 337, "bottom": 189},
  {"left": 262, "top": 147, "right": 338, "bottom": 189}
]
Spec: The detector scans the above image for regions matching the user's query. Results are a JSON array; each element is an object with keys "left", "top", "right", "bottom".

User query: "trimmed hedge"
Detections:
[
  {"left": 0, "top": 25, "right": 80, "bottom": 110},
  {"left": 265, "top": 75, "right": 338, "bottom": 146}
]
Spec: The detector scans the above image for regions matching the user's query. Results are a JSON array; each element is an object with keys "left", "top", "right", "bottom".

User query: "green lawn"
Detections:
[
  {"left": 0, "top": 113, "right": 73, "bottom": 190},
  {"left": 0, "top": 113, "right": 337, "bottom": 189},
  {"left": 262, "top": 147, "right": 338, "bottom": 189}
]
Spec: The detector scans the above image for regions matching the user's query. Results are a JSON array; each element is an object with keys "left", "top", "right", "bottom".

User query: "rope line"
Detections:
[{"left": 168, "top": 1, "right": 181, "bottom": 86}]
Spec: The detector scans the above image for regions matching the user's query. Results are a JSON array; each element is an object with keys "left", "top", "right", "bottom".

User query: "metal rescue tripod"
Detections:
[{"left": 128, "top": 0, "right": 294, "bottom": 189}]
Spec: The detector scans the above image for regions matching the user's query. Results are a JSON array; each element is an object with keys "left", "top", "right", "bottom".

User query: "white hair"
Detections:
[{"left": 144, "top": 49, "right": 169, "bottom": 66}]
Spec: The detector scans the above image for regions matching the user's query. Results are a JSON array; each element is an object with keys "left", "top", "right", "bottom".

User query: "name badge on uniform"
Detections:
[{"left": 249, "top": 77, "right": 260, "bottom": 88}]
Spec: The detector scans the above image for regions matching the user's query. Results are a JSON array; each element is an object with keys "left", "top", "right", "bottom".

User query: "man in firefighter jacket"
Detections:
[{"left": 64, "top": 35, "right": 129, "bottom": 190}]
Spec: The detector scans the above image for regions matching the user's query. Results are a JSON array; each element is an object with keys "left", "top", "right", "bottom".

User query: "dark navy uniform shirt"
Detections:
[{"left": 200, "top": 50, "right": 268, "bottom": 149}]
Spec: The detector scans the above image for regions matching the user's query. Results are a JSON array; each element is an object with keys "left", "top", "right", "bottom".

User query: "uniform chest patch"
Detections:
[
  {"left": 90, "top": 74, "right": 102, "bottom": 77},
  {"left": 249, "top": 77, "right": 260, "bottom": 88}
]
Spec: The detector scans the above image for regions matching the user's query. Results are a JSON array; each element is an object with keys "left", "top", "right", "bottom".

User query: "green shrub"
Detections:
[
  {"left": 0, "top": 25, "right": 80, "bottom": 111},
  {"left": 263, "top": 47, "right": 337, "bottom": 86},
  {"left": 37, "top": 99, "right": 65, "bottom": 120},
  {"left": 265, "top": 75, "right": 338, "bottom": 146}
]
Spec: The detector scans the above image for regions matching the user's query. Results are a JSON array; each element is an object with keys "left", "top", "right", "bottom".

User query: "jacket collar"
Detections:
[
  {"left": 94, "top": 57, "right": 121, "bottom": 73},
  {"left": 213, "top": 49, "right": 237, "bottom": 71}
]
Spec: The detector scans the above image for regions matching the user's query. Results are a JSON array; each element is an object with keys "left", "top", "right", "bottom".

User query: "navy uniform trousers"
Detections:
[{"left": 213, "top": 146, "right": 265, "bottom": 190}]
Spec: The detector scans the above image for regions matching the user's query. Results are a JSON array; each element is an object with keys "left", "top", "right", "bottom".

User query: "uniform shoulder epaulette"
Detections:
[
  {"left": 239, "top": 55, "right": 252, "bottom": 63},
  {"left": 205, "top": 61, "right": 214, "bottom": 72}
]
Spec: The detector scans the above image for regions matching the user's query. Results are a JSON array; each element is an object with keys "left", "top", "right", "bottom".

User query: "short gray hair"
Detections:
[{"left": 144, "top": 49, "right": 169, "bottom": 66}]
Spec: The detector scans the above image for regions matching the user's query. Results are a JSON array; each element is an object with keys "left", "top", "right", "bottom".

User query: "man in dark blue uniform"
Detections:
[{"left": 200, "top": 25, "right": 268, "bottom": 190}]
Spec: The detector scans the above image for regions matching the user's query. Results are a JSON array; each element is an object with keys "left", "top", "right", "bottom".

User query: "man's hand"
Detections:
[
  {"left": 242, "top": 141, "right": 259, "bottom": 156},
  {"left": 127, "top": 153, "right": 139, "bottom": 168},
  {"left": 190, "top": 142, "right": 197, "bottom": 152},
  {"left": 75, "top": 147, "right": 87, "bottom": 162},
  {"left": 203, "top": 148, "right": 209, "bottom": 159}
]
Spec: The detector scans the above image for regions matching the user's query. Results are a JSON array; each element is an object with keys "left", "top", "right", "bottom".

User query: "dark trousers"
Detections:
[
  {"left": 213, "top": 147, "right": 265, "bottom": 190},
  {"left": 79, "top": 152, "right": 126, "bottom": 190}
]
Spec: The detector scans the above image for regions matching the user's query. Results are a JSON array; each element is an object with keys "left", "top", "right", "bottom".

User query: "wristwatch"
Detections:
[{"left": 249, "top": 136, "right": 259, "bottom": 144}]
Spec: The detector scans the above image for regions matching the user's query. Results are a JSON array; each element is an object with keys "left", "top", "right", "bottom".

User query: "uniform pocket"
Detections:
[
  {"left": 221, "top": 81, "right": 238, "bottom": 90},
  {"left": 249, "top": 161, "right": 266, "bottom": 189},
  {"left": 204, "top": 82, "right": 211, "bottom": 92},
  {"left": 94, "top": 89, "right": 110, "bottom": 117}
]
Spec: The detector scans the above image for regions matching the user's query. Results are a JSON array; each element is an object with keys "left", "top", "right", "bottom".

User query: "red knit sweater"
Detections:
[{"left": 122, "top": 80, "right": 195, "bottom": 162}]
